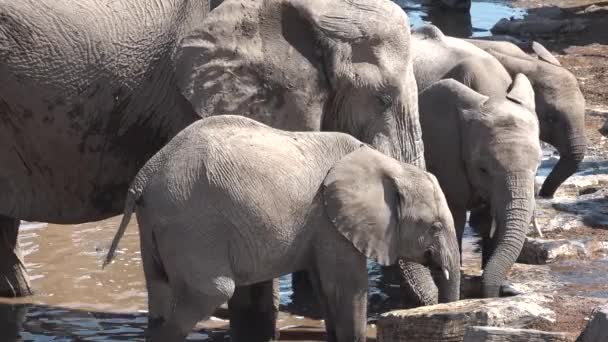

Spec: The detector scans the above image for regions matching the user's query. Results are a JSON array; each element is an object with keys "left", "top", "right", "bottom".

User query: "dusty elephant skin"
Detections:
[
  {"left": 0, "top": 0, "right": 212, "bottom": 296},
  {"left": 468, "top": 39, "right": 587, "bottom": 198},
  {"left": 175, "top": 0, "right": 436, "bottom": 309},
  {"left": 103, "top": 115, "right": 461, "bottom": 342},
  {"left": 418, "top": 76, "right": 541, "bottom": 298},
  {"left": 0, "top": 0, "right": 426, "bottom": 309}
]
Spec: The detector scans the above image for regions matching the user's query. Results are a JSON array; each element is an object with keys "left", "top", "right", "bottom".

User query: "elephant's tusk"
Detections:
[
  {"left": 532, "top": 210, "right": 543, "bottom": 238},
  {"left": 443, "top": 268, "right": 450, "bottom": 281},
  {"left": 489, "top": 218, "right": 497, "bottom": 239}
]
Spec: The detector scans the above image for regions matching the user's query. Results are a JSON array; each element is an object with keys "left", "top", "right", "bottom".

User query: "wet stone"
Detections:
[
  {"left": 376, "top": 294, "right": 555, "bottom": 342},
  {"left": 518, "top": 237, "right": 608, "bottom": 265},
  {"left": 535, "top": 186, "right": 608, "bottom": 233},
  {"left": 491, "top": 16, "right": 588, "bottom": 37},
  {"left": 463, "top": 326, "right": 573, "bottom": 342},
  {"left": 577, "top": 304, "right": 608, "bottom": 342}
]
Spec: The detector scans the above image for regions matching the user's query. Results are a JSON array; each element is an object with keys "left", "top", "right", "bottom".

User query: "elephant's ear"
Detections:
[
  {"left": 531, "top": 41, "right": 561, "bottom": 66},
  {"left": 174, "top": 0, "right": 328, "bottom": 125},
  {"left": 322, "top": 146, "right": 405, "bottom": 266},
  {"left": 506, "top": 73, "right": 536, "bottom": 112}
]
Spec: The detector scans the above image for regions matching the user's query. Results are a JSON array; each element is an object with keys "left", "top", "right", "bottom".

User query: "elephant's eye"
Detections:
[
  {"left": 378, "top": 94, "right": 393, "bottom": 107},
  {"left": 479, "top": 167, "right": 488, "bottom": 175}
]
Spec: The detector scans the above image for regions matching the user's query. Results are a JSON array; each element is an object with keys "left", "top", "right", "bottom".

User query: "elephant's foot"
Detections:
[
  {"left": 228, "top": 279, "right": 279, "bottom": 342},
  {"left": 0, "top": 217, "right": 31, "bottom": 297}
]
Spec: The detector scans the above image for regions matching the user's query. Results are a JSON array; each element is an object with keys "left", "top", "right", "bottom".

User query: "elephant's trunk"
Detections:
[
  {"left": 482, "top": 171, "right": 535, "bottom": 297},
  {"left": 539, "top": 135, "right": 587, "bottom": 198},
  {"left": 433, "top": 230, "right": 461, "bottom": 303}
]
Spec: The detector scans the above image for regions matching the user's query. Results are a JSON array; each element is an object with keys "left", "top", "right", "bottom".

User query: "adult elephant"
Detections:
[
  {"left": 0, "top": 0, "right": 427, "bottom": 338},
  {"left": 419, "top": 76, "right": 541, "bottom": 298},
  {"left": 467, "top": 39, "right": 587, "bottom": 198}
]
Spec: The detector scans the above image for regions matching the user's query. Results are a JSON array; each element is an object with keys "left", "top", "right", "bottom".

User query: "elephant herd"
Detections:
[{"left": 0, "top": 0, "right": 586, "bottom": 341}]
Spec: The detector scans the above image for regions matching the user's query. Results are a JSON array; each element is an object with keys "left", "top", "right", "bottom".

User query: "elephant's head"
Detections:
[
  {"left": 175, "top": 0, "right": 424, "bottom": 168},
  {"left": 480, "top": 46, "right": 587, "bottom": 198},
  {"left": 420, "top": 75, "right": 541, "bottom": 297},
  {"left": 322, "top": 146, "right": 461, "bottom": 302}
]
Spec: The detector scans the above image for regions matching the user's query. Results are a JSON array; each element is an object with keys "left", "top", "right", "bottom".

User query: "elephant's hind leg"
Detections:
[
  {"left": 228, "top": 279, "right": 279, "bottom": 342},
  {"left": 148, "top": 278, "right": 235, "bottom": 342},
  {"left": 0, "top": 216, "right": 31, "bottom": 297}
]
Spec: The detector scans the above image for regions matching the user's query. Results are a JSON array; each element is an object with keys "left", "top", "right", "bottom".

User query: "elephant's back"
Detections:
[{"left": 153, "top": 116, "right": 361, "bottom": 222}]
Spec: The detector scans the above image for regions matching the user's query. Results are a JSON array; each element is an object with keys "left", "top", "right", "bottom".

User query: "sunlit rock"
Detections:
[{"left": 377, "top": 294, "right": 555, "bottom": 341}]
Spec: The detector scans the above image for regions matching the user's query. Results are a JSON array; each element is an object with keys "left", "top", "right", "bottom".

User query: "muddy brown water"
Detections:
[{"left": 3, "top": 1, "right": 607, "bottom": 341}]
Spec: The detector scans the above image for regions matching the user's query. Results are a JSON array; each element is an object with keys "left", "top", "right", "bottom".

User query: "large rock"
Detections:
[
  {"left": 377, "top": 294, "right": 555, "bottom": 342},
  {"left": 491, "top": 16, "right": 588, "bottom": 37},
  {"left": 518, "top": 237, "right": 608, "bottom": 264},
  {"left": 464, "top": 326, "right": 573, "bottom": 342},
  {"left": 577, "top": 304, "right": 608, "bottom": 342}
]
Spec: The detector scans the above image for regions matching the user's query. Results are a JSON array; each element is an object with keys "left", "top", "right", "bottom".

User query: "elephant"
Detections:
[
  {"left": 412, "top": 25, "right": 513, "bottom": 98},
  {"left": 0, "top": 0, "right": 422, "bottom": 297},
  {"left": 418, "top": 75, "right": 541, "bottom": 298},
  {"left": 0, "top": 0, "right": 425, "bottom": 339},
  {"left": 466, "top": 39, "right": 587, "bottom": 198},
  {"left": 103, "top": 115, "right": 461, "bottom": 342},
  {"left": 175, "top": 0, "right": 434, "bottom": 310}
]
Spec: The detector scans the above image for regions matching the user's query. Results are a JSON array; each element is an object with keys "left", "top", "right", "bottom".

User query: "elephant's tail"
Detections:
[{"left": 103, "top": 187, "right": 143, "bottom": 268}]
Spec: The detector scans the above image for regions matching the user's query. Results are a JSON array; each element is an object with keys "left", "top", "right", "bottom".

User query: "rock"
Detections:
[
  {"left": 491, "top": 17, "right": 588, "bottom": 37},
  {"left": 518, "top": 237, "right": 608, "bottom": 264},
  {"left": 535, "top": 185, "right": 608, "bottom": 232},
  {"left": 577, "top": 304, "right": 608, "bottom": 342},
  {"left": 464, "top": 326, "right": 573, "bottom": 341},
  {"left": 579, "top": 4, "right": 608, "bottom": 14},
  {"left": 376, "top": 294, "right": 555, "bottom": 341}
]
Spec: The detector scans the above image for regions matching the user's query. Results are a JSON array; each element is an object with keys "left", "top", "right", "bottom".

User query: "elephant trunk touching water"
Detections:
[{"left": 482, "top": 171, "right": 536, "bottom": 297}]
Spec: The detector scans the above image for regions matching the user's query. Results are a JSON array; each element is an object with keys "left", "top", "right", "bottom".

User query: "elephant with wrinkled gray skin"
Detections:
[
  {"left": 0, "top": 0, "right": 424, "bottom": 339},
  {"left": 419, "top": 75, "right": 541, "bottom": 298},
  {"left": 403, "top": 24, "right": 516, "bottom": 303},
  {"left": 103, "top": 115, "right": 461, "bottom": 342},
  {"left": 412, "top": 25, "right": 513, "bottom": 98},
  {"left": 176, "top": 0, "right": 432, "bottom": 312},
  {"left": 467, "top": 39, "right": 587, "bottom": 198}
]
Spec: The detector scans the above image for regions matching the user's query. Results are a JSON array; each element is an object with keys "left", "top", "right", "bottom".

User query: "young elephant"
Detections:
[
  {"left": 466, "top": 39, "right": 587, "bottom": 198},
  {"left": 419, "top": 76, "right": 541, "bottom": 298},
  {"left": 104, "top": 115, "right": 460, "bottom": 342}
]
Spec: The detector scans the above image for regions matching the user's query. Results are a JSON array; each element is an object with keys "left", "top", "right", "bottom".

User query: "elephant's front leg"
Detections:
[
  {"left": 0, "top": 216, "right": 31, "bottom": 297},
  {"left": 313, "top": 252, "right": 368, "bottom": 342},
  {"left": 228, "top": 278, "right": 279, "bottom": 342}
]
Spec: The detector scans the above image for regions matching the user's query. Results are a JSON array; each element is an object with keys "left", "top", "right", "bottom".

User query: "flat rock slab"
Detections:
[
  {"left": 377, "top": 294, "right": 555, "bottom": 342},
  {"left": 518, "top": 237, "right": 608, "bottom": 264},
  {"left": 577, "top": 304, "right": 608, "bottom": 342},
  {"left": 464, "top": 326, "right": 573, "bottom": 342},
  {"left": 491, "top": 16, "right": 588, "bottom": 37}
]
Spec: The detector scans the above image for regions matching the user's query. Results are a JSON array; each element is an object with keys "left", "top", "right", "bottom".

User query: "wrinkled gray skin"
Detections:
[
  {"left": 407, "top": 24, "right": 516, "bottom": 302},
  {"left": 0, "top": 0, "right": 211, "bottom": 297},
  {"left": 412, "top": 25, "right": 512, "bottom": 98},
  {"left": 419, "top": 76, "right": 541, "bottom": 298},
  {"left": 0, "top": 0, "right": 423, "bottom": 307},
  {"left": 1, "top": 0, "right": 425, "bottom": 340},
  {"left": 176, "top": 0, "right": 429, "bottom": 312},
  {"left": 468, "top": 39, "right": 587, "bottom": 198},
  {"left": 104, "top": 115, "right": 460, "bottom": 342}
]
